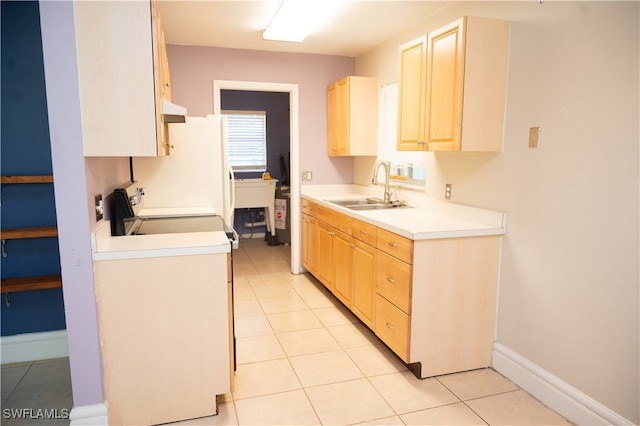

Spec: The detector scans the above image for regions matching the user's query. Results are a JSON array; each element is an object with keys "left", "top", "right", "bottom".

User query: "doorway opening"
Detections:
[{"left": 213, "top": 80, "right": 300, "bottom": 274}]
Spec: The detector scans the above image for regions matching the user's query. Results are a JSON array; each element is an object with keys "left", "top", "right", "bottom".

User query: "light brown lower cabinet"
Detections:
[
  {"left": 332, "top": 229, "right": 354, "bottom": 306},
  {"left": 301, "top": 198, "right": 500, "bottom": 378},
  {"left": 301, "top": 213, "right": 317, "bottom": 275},
  {"left": 352, "top": 239, "right": 376, "bottom": 328},
  {"left": 316, "top": 221, "right": 336, "bottom": 290}
]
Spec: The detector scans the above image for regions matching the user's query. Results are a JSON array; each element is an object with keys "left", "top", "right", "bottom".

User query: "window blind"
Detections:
[{"left": 224, "top": 111, "right": 267, "bottom": 172}]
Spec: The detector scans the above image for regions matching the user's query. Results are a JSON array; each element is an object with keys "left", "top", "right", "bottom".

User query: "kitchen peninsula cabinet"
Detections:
[
  {"left": 91, "top": 222, "right": 232, "bottom": 425},
  {"left": 397, "top": 17, "right": 510, "bottom": 152},
  {"left": 300, "top": 192, "right": 502, "bottom": 378},
  {"left": 74, "top": 0, "right": 175, "bottom": 157},
  {"left": 327, "top": 76, "right": 378, "bottom": 157}
]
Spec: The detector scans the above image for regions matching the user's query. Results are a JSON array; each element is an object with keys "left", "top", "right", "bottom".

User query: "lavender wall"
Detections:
[
  {"left": 39, "top": 1, "right": 105, "bottom": 407},
  {"left": 166, "top": 45, "right": 355, "bottom": 184}
]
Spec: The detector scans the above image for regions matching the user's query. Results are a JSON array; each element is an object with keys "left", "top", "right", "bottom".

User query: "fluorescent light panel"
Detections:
[{"left": 263, "top": 0, "right": 344, "bottom": 43}]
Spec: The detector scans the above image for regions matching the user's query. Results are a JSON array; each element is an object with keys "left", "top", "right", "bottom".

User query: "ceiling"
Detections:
[{"left": 158, "top": 1, "right": 450, "bottom": 57}]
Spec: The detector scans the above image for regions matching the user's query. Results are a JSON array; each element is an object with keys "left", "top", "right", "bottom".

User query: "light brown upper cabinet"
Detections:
[
  {"left": 75, "top": 0, "right": 175, "bottom": 157},
  {"left": 397, "top": 36, "right": 427, "bottom": 151},
  {"left": 397, "top": 17, "right": 510, "bottom": 152},
  {"left": 327, "top": 76, "right": 378, "bottom": 157}
]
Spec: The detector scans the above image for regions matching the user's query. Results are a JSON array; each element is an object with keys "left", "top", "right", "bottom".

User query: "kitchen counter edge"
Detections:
[
  {"left": 91, "top": 221, "right": 230, "bottom": 261},
  {"left": 301, "top": 184, "right": 506, "bottom": 240}
]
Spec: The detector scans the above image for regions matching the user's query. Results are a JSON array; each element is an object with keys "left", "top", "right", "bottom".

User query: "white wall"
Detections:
[{"left": 355, "top": 2, "right": 639, "bottom": 424}]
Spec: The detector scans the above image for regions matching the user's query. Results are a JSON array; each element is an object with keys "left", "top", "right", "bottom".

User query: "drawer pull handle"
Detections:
[
  {"left": 385, "top": 322, "right": 395, "bottom": 330},
  {"left": 388, "top": 242, "right": 398, "bottom": 248},
  {"left": 386, "top": 277, "right": 396, "bottom": 284},
  {"left": 360, "top": 230, "right": 367, "bottom": 236},
  {"left": 328, "top": 232, "right": 335, "bottom": 236},
  {"left": 349, "top": 243, "right": 355, "bottom": 248}
]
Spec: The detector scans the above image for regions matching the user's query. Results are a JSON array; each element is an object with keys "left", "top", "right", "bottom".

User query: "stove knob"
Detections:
[{"left": 137, "top": 187, "right": 147, "bottom": 195}]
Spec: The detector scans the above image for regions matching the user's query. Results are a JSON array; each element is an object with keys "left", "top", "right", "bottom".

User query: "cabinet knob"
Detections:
[
  {"left": 386, "top": 277, "right": 396, "bottom": 284},
  {"left": 388, "top": 242, "right": 398, "bottom": 248}
]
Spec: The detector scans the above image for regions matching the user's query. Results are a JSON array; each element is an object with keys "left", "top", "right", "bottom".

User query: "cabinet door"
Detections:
[
  {"left": 425, "top": 17, "right": 466, "bottom": 151},
  {"left": 327, "top": 82, "right": 340, "bottom": 156},
  {"left": 151, "top": 0, "right": 172, "bottom": 156},
  {"left": 332, "top": 230, "right": 354, "bottom": 305},
  {"left": 301, "top": 214, "right": 317, "bottom": 275},
  {"left": 336, "top": 78, "right": 350, "bottom": 155},
  {"left": 352, "top": 239, "right": 376, "bottom": 327},
  {"left": 397, "top": 36, "right": 427, "bottom": 151},
  {"left": 327, "top": 78, "right": 350, "bottom": 156},
  {"left": 316, "top": 221, "right": 335, "bottom": 290},
  {"left": 75, "top": 1, "right": 158, "bottom": 157}
]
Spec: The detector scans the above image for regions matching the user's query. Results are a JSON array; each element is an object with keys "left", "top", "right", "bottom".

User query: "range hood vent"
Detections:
[{"left": 163, "top": 99, "right": 187, "bottom": 123}]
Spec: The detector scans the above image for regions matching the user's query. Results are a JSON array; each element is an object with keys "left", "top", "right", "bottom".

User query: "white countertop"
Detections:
[
  {"left": 301, "top": 184, "right": 506, "bottom": 240},
  {"left": 91, "top": 221, "right": 230, "bottom": 261}
]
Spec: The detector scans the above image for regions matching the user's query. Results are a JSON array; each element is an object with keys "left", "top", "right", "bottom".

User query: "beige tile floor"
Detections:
[
  {"left": 0, "top": 238, "right": 573, "bottom": 426},
  {"left": 176, "top": 238, "right": 572, "bottom": 425}
]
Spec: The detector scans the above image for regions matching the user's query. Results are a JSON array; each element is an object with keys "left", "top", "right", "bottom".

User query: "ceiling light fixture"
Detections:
[{"left": 263, "top": 0, "right": 345, "bottom": 43}]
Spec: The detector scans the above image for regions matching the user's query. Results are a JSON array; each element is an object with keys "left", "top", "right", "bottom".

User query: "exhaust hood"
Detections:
[{"left": 163, "top": 99, "right": 187, "bottom": 123}]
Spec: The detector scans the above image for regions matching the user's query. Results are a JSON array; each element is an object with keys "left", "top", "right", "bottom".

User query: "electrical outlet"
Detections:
[
  {"left": 94, "top": 194, "right": 104, "bottom": 221},
  {"left": 529, "top": 127, "right": 540, "bottom": 148},
  {"left": 445, "top": 184, "right": 452, "bottom": 200},
  {"left": 302, "top": 171, "right": 313, "bottom": 181}
]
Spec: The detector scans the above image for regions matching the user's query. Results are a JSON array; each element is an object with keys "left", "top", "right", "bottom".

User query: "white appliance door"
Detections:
[
  {"left": 219, "top": 115, "right": 234, "bottom": 225},
  {"left": 133, "top": 115, "right": 226, "bottom": 216}
]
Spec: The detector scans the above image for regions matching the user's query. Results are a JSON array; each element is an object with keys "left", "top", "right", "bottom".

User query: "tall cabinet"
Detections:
[{"left": 397, "top": 17, "right": 510, "bottom": 152}]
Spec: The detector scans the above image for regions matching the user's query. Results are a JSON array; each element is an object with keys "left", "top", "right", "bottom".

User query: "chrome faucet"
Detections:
[{"left": 372, "top": 161, "right": 393, "bottom": 204}]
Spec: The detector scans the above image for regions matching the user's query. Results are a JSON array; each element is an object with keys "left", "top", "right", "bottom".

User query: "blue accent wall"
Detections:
[{"left": 1, "top": 1, "right": 66, "bottom": 336}]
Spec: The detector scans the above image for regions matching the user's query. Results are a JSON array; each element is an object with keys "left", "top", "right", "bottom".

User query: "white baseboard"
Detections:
[
  {"left": 1, "top": 330, "right": 69, "bottom": 364},
  {"left": 492, "top": 342, "right": 633, "bottom": 425},
  {"left": 69, "top": 403, "right": 108, "bottom": 426}
]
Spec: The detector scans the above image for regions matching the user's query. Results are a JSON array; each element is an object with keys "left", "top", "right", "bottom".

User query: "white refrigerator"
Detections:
[{"left": 133, "top": 115, "right": 235, "bottom": 223}]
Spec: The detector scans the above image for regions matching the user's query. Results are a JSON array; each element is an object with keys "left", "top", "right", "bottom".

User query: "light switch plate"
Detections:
[{"left": 302, "top": 171, "right": 313, "bottom": 181}]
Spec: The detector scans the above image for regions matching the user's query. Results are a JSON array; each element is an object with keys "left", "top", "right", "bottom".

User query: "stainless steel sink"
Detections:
[{"left": 326, "top": 198, "right": 410, "bottom": 211}]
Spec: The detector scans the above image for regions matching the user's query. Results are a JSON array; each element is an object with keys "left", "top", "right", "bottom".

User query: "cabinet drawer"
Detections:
[
  {"left": 301, "top": 199, "right": 318, "bottom": 216},
  {"left": 377, "top": 228, "right": 413, "bottom": 264},
  {"left": 332, "top": 210, "right": 352, "bottom": 235},
  {"left": 375, "top": 251, "right": 411, "bottom": 314},
  {"left": 314, "top": 203, "right": 335, "bottom": 224},
  {"left": 375, "top": 295, "right": 410, "bottom": 362},
  {"left": 351, "top": 218, "right": 377, "bottom": 246}
]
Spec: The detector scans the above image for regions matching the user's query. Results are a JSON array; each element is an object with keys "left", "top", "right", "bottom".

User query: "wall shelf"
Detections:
[
  {"left": 1, "top": 176, "right": 61, "bottom": 299},
  {"left": 1, "top": 175, "right": 54, "bottom": 184},
  {"left": 2, "top": 226, "right": 58, "bottom": 239},
  {"left": 1, "top": 274, "right": 62, "bottom": 293}
]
